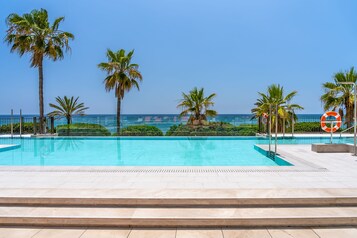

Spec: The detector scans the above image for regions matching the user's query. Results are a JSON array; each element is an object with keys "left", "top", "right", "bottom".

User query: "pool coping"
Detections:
[{"left": 0, "top": 144, "right": 20, "bottom": 152}]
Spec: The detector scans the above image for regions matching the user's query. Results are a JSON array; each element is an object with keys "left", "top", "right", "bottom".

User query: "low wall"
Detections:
[{"left": 311, "top": 143, "right": 353, "bottom": 153}]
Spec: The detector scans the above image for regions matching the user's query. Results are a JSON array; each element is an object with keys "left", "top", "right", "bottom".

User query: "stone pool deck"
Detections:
[
  {"left": 0, "top": 144, "right": 355, "bottom": 190},
  {"left": 0, "top": 144, "right": 357, "bottom": 237}
]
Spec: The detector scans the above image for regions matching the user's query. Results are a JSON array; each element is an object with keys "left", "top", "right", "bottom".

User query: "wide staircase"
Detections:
[{"left": 0, "top": 189, "right": 357, "bottom": 227}]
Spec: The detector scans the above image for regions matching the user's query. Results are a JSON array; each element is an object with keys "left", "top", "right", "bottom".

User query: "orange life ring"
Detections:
[
  {"left": 262, "top": 113, "right": 268, "bottom": 124},
  {"left": 320, "top": 111, "right": 342, "bottom": 133}
]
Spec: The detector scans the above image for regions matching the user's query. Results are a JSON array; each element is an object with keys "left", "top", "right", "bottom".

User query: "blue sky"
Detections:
[{"left": 1, "top": 0, "right": 357, "bottom": 114}]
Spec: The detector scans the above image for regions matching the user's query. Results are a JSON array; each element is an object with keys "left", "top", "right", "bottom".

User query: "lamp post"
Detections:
[{"left": 338, "top": 82, "right": 356, "bottom": 156}]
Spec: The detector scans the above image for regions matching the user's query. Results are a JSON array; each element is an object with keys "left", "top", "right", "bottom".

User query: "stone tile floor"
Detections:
[{"left": 1, "top": 227, "right": 357, "bottom": 238}]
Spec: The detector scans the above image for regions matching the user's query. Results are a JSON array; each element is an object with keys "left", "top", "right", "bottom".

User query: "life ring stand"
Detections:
[{"left": 320, "top": 111, "right": 342, "bottom": 133}]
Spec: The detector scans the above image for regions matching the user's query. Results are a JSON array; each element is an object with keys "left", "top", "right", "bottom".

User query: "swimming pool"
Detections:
[{"left": 0, "top": 137, "right": 352, "bottom": 166}]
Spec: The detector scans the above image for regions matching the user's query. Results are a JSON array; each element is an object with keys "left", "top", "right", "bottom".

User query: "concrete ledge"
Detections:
[
  {"left": 311, "top": 143, "right": 353, "bottom": 153},
  {"left": 0, "top": 144, "right": 20, "bottom": 152},
  {"left": 1, "top": 206, "right": 357, "bottom": 227}
]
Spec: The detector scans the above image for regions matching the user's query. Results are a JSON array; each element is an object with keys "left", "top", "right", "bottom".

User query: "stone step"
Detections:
[
  {"left": 1, "top": 196, "right": 357, "bottom": 207},
  {"left": 2, "top": 188, "right": 357, "bottom": 207},
  {"left": 0, "top": 206, "right": 357, "bottom": 227}
]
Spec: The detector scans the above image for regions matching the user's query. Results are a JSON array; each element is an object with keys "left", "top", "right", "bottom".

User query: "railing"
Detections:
[
  {"left": 340, "top": 125, "right": 354, "bottom": 137},
  {"left": 0, "top": 114, "right": 351, "bottom": 136},
  {"left": 0, "top": 114, "right": 258, "bottom": 135},
  {"left": 0, "top": 115, "right": 55, "bottom": 136}
]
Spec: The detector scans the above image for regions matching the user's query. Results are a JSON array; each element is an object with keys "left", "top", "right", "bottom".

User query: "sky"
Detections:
[{"left": 1, "top": 0, "right": 357, "bottom": 115}]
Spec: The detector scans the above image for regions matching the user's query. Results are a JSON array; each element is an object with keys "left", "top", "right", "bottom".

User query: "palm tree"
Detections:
[
  {"left": 282, "top": 101, "right": 303, "bottom": 135},
  {"left": 48, "top": 96, "right": 88, "bottom": 124},
  {"left": 177, "top": 87, "right": 217, "bottom": 125},
  {"left": 5, "top": 9, "right": 74, "bottom": 134},
  {"left": 98, "top": 49, "right": 143, "bottom": 134},
  {"left": 251, "top": 84, "right": 303, "bottom": 134},
  {"left": 321, "top": 67, "right": 357, "bottom": 128},
  {"left": 251, "top": 96, "right": 270, "bottom": 133}
]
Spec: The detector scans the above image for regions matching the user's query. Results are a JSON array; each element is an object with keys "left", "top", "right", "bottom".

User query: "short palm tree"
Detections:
[
  {"left": 5, "top": 9, "right": 74, "bottom": 133},
  {"left": 177, "top": 87, "right": 217, "bottom": 125},
  {"left": 321, "top": 67, "right": 357, "bottom": 128},
  {"left": 98, "top": 49, "right": 143, "bottom": 134},
  {"left": 48, "top": 96, "right": 88, "bottom": 124},
  {"left": 251, "top": 84, "right": 303, "bottom": 133}
]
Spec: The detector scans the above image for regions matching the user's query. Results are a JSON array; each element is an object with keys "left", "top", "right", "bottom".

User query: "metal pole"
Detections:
[
  {"left": 275, "top": 104, "right": 278, "bottom": 155},
  {"left": 292, "top": 110, "right": 295, "bottom": 137},
  {"left": 330, "top": 122, "right": 333, "bottom": 144},
  {"left": 269, "top": 105, "right": 272, "bottom": 154},
  {"left": 10, "top": 109, "right": 13, "bottom": 137},
  {"left": 19, "top": 109, "right": 22, "bottom": 137},
  {"left": 353, "top": 84, "right": 357, "bottom": 156}
]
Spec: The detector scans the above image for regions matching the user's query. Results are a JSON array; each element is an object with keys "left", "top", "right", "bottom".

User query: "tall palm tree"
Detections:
[
  {"left": 251, "top": 84, "right": 303, "bottom": 133},
  {"left": 5, "top": 9, "right": 74, "bottom": 134},
  {"left": 48, "top": 96, "right": 88, "bottom": 124},
  {"left": 98, "top": 49, "right": 143, "bottom": 134},
  {"left": 321, "top": 67, "right": 357, "bottom": 128},
  {"left": 177, "top": 87, "right": 217, "bottom": 125}
]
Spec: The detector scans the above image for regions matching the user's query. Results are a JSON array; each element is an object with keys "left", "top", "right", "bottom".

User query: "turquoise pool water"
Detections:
[{"left": 0, "top": 137, "right": 352, "bottom": 166}]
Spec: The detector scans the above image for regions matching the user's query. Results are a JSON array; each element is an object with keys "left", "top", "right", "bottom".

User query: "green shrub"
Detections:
[
  {"left": 0, "top": 122, "right": 39, "bottom": 134},
  {"left": 166, "top": 122, "right": 258, "bottom": 136},
  {"left": 56, "top": 123, "right": 111, "bottom": 136},
  {"left": 119, "top": 125, "right": 163, "bottom": 136},
  {"left": 287, "top": 121, "right": 342, "bottom": 133}
]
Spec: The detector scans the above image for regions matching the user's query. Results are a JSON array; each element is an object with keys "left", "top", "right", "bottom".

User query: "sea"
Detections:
[{"left": 0, "top": 114, "right": 322, "bottom": 133}]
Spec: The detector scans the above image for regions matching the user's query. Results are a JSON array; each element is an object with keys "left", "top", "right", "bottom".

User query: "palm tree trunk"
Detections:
[
  {"left": 346, "top": 103, "right": 353, "bottom": 128},
  {"left": 117, "top": 96, "right": 121, "bottom": 135},
  {"left": 348, "top": 104, "right": 354, "bottom": 127},
  {"left": 67, "top": 116, "right": 71, "bottom": 125},
  {"left": 38, "top": 57, "right": 44, "bottom": 134},
  {"left": 283, "top": 118, "right": 285, "bottom": 137}
]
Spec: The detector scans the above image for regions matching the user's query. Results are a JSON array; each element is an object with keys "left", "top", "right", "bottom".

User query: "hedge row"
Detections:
[
  {"left": 0, "top": 122, "right": 39, "bottom": 134},
  {"left": 1, "top": 122, "right": 340, "bottom": 136},
  {"left": 119, "top": 125, "right": 164, "bottom": 136},
  {"left": 56, "top": 123, "right": 111, "bottom": 136},
  {"left": 166, "top": 123, "right": 258, "bottom": 136},
  {"left": 286, "top": 122, "right": 341, "bottom": 133},
  {"left": 55, "top": 123, "right": 258, "bottom": 136}
]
